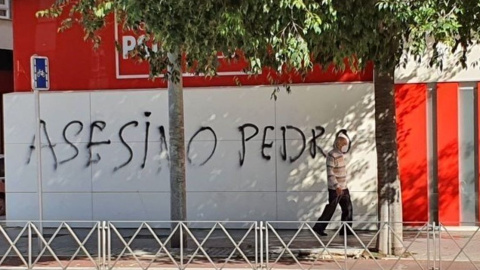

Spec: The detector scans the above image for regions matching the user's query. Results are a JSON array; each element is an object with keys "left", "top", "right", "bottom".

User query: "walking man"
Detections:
[{"left": 313, "top": 130, "right": 353, "bottom": 236}]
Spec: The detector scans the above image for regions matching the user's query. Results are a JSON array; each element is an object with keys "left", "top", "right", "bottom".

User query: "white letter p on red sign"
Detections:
[{"left": 122, "top": 36, "right": 136, "bottom": 59}]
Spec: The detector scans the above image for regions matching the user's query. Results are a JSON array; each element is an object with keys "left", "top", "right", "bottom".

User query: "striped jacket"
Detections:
[{"left": 326, "top": 149, "right": 347, "bottom": 190}]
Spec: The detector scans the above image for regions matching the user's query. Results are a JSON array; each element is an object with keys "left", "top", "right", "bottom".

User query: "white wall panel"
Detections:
[
  {"left": 92, "top": 192, "right": 170, "bottom": 221},
  {"left": 3, "top": 84, "right": 377, "bottom": 224},
  {"left": 90, "top": 90, "right": 169, "bottom": 143},
  {"left": 38, "top": 92, "right": 91, "bottom": 144},
  {"left": 275, "top": 84, "right": 375, "bottom": 139},
  {"left": 275, "top": 84, "right": 377, "bottom": 194},
  {"left": 42, "top": 143, "right": 92, "bottom": 192},
  {"left": 186, "top": 140, "right": 276, "bottom": 192},
  {"left": 347, "top": 146, "right": 378, "bottom": 192},
  {"left": 187, "top": 192, "right": 277, "bottom": 221},
  {"left": 91, "top": 142, "right": 169, "bottom": 192},
  {"left": 43, "top": 193, "right": 93, "bottom": 220},
  {"left": 4, "top": 144, "right": 37, "bottom": 192},
  {"left": 184, "top": 87, "right": 275, "bottom": 141},
  {"left": 3, "top": 93, "right": 35, "bottom": 144},
  {"left": 6, "top": 193, "right": 39, "bottom": 220},
  {"left": 276, "top": 140, "right": 326, "bottom": 192},
  {"left": 395, "top": 43, "right": 480, "bottom": 83}
]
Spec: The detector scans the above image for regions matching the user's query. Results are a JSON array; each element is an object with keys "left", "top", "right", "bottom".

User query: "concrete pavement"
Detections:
[{"left": 0, "top": 223, "right": 479, "bottom": 269}]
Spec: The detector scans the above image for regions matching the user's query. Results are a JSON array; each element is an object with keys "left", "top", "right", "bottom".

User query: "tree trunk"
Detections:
[
  {"left": 168, "top": 50, "right": 187, "bottom": 248},
  {"left": 374, "top": 67, "right": 404, "bottom": 256}
]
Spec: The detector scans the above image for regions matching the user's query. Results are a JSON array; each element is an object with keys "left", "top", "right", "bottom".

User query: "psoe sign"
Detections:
[{"left": 114, "top": 20, "right": 248, "bottom": 79}]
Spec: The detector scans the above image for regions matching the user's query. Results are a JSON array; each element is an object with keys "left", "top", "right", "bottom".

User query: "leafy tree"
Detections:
[
  {"left": 38, "top": 0, "right": 480, "bottom": 254},
  {"left": 320, "top": 0, "right": 480, "bottom": 255},
  {"left": 37, "top": 0, "right": 343, "bottom": 247}
]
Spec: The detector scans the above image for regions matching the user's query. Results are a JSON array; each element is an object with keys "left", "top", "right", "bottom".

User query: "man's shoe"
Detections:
[
  {"left": 339, "top": 230, "right": 354, "bottom": 236},
  {"left": 314, "top": 229, "right": 327, "bottom": 236}
]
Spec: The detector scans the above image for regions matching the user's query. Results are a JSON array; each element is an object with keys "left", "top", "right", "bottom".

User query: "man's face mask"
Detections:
[{"left": 336, "top": 137, "right": 349, "bottom": 153}]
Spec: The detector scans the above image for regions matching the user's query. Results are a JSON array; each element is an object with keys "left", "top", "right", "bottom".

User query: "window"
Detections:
[
  {"left": 458, "top": 83, "right": 478, "bottom": 224},
  {"left": 0, "top": 0, "right": 10, "bottom": 20}
]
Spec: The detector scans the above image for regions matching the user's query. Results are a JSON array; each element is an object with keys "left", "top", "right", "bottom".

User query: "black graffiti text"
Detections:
[{"left": 26, "top": 115, "right": 336, "bottom": 172}]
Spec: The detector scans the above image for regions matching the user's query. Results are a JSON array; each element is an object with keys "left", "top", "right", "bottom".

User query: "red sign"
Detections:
[
  {"left": 13, "top": 0, "right": 373, "bottom": 92},
  {"left": 115, "top": 19, "right": 249, "bottom": 79}
]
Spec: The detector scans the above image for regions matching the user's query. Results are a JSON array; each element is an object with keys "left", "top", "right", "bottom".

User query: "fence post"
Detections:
[
  {"left": 427, "top": 222, "right": 431, "bottom": 270},
  {"left": 433, "top": 222, "right": 436, "bottom": 270},
  {"left": 437, "top": 222, "right": 442, "bottom": 270},
  {"left": 344, "top": 222, "right": 347, "bottom": 270},
  {"left": 259, "top": 221, "right": 263, "bottom": 270},
  {"left": 107, "top": 222, "right": 111, "bottom": 270},
  {"left": 180, "top": 222, "right": 184, "bottom": 270},
  {"left": 101, "top": 221, "right": 106, "bottom": 270},
  {"left": 28, "top": 222, "right": 32, "bottom": 269},
  {"left": 265, "top": 222, "right": 269, "bottom": 270}
]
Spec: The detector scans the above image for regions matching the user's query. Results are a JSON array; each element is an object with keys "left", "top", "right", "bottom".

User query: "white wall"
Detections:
[
  {"left": 0, "top": 19, "right": 12, "bottom": 50},
  {"left": 3, "top": 84, "right": 377, "bottom": 226},
  {"left": 395, "top": 43, "right": 480, "bottom": 83}
]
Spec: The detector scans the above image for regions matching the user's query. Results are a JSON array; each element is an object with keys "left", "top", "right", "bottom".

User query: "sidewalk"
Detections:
[{"left": 1, "top": 224, "right": 479, "bottom": 269}]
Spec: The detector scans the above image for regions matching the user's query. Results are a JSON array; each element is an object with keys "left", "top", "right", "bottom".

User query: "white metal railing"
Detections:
[
  {"left": 438, "top": 224, "right": 480, "bottom": 270},
  {"left": 0, "top": 221, "right": 101, "bottom": 269},
  {"left": 0, "top": 221, "right": 29, "bottom": 269},
  {"left": 106, "top": 221, "right": 258, "bottom": 270},
  {"left": 1, "top": 220, "right": 479, "bottom": 270},
  {"left": 264, "top": 221, "right": 434, "bottom": 270}
]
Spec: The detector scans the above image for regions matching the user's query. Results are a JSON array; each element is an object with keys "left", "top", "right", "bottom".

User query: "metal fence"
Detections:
[
  {"left": 0, "top": 221, "right": 101, "bottom": 269},
  {"left": 436, "top": 224, "right": 480, "bottom": 270},
  {"left": 1, "top": 220, "right": 479, "bottom": 270},
  {"left": 105, "top": 221, "right": 258, "bottom": 270},
  {"left": 264, "top": 221, "right": 434, "bottom": 270}
]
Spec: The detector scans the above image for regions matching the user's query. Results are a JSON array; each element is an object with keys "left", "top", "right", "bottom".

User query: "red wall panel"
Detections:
[
  {"left": 395, "top": 84, "right": 429, "bottom": 222},
  {"left": 12, "top": 0, "right": 373, "bottom": 92},
  {"left": 437, "top": 83, "right": 459, "bottom": 225}
]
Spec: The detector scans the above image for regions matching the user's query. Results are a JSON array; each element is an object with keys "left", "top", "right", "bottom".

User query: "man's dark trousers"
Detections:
[{"left": 313, "top": 188, "right": 353, "bottom": 233}]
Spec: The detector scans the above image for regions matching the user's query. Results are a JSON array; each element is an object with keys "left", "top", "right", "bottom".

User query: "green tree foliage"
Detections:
[
  {"left": 36, "top": 0, "right": 480, "bottom": 85},
  {"left": 38, "top": 0, "right": 343, "bottom": 80},
  {"left": 38, "top": 0, "right": 480, "bottom": 254}
]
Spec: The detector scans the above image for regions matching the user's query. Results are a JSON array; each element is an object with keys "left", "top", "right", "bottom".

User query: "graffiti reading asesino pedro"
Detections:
[{"left": 26, "top": 111, "right": 348, "bottom": 172}]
